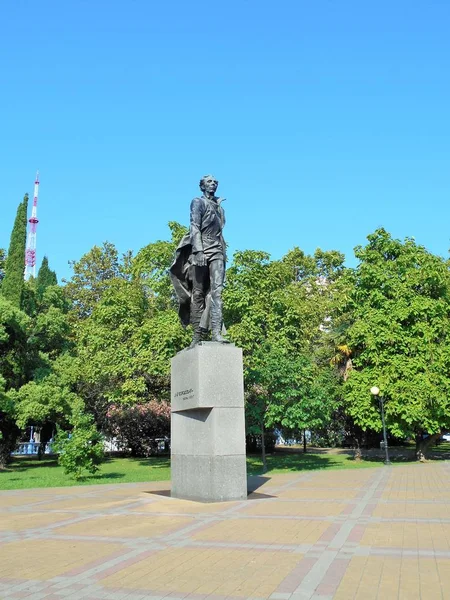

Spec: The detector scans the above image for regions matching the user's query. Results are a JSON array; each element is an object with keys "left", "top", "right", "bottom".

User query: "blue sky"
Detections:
[{"left": 1, "top": 0, "right": 449, "bottom": 281}]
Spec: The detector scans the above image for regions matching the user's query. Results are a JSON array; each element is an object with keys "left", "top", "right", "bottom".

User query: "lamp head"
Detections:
[{"left": 370, "top": 386, "right": 380, "bottom": 396}]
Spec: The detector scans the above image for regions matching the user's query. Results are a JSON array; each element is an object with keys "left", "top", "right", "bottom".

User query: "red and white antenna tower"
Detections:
[{"left": 24, "top": 171, "right": 40, "bottom": 280}]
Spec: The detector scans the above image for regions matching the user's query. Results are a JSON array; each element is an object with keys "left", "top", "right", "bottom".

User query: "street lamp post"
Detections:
[{"left": 370, "top": 386, "right": 391, "bottom": 466}]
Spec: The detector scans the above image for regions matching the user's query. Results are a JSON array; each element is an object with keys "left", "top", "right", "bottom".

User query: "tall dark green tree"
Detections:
[
  {"left": 2, "top": 195, "right": 28, "bottom": 307},
  {"left": 36, "top": 256, "right": 57, "bottom": 299}
]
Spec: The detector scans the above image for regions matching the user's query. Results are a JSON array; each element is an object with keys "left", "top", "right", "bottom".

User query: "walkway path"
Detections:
[{"left": 1, "top": 462, "right": 450, "bottom": 599}]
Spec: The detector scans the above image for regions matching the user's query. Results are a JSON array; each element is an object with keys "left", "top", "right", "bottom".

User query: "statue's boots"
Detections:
[
  {"left": 211, "top": 328, "right": 230, "bottom": 343},
  {"left": 189, "top": 327, "right": 206, "bottom": 349},
  {"left": 211, "top": 317, "right": 230, "bottom": 344}
]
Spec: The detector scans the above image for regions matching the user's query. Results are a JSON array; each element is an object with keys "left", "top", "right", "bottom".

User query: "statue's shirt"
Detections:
[{"left": 190, "top": 196, "right": 226, "bottom": 262}]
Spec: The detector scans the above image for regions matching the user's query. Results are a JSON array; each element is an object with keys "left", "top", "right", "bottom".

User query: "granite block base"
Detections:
[
  {"left": 171, "top": 454, "right": 247, "bottom": 502},
  {"left": 170, "top": 342, "right": 247, "bottom": 502}
]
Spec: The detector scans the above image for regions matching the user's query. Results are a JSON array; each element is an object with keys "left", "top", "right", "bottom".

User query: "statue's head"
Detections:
[{"left": 199, "top": 174, "right": 218, "bottom": 195}]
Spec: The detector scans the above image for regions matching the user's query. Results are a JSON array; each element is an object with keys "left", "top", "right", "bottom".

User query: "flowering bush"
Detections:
[{"left": 106, "top": 400, "right": 170, "bottom": 457}]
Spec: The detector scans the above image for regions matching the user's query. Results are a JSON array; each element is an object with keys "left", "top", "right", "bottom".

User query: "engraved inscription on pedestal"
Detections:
[{"left": 174, "top": 388, "right": 195, "bottom": 402}]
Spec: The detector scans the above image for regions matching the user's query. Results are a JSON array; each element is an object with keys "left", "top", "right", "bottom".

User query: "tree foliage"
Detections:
[
  {"left": 224, "top": 247, "right": 344, "bottom": 446},
  {"left": 0, "top": 245, "right": 72, "bottom": 464},
  {"left": 4, "top": 213, "right": 450, "bottom": 469},
  {"left": 36, "top": 256, "right": 57, "bottom": 299},
  {"left": 2, "top": 195, "right": 28, "bottom": 307},
  {"left": 0, "top": 296, "right": 31, "bottom": 465},
  {"left": 74, "top": 278, "right": 188, "bottom": 415},
  {"left": 337, "top": 229, "right": 450, "bottom": 455},
  {"left": 62, "top": 237, "right": 189, "bottom": 432},
  {"left": 64, "top": 241, "right": 132, "bottom": 319},
  {"left": 54, "top": 404, "right": 104, "bottom": 480},
  {"left": 132, "top": 221, "right": 188, "bottom": 309}
]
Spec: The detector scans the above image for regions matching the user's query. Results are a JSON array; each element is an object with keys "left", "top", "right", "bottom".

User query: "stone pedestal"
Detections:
[{"left": 171, "top": 342, "right": 247, "bottom": 502}]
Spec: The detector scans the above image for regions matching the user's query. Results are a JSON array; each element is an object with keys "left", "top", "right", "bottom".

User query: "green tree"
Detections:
[
  {"left": 0, "top": 296, "right": 31, "bottom": 465},
  {"left": 2, "top": 195, "right": 28, "bottom": 307},
  {"left": 21, "top": 279, "right": 38, "bottom": 318},
  {"left": 224, "top": 247, "right": 344, "bottom": 360},
  {"left": 7, "top": 267, "right": 73, "bottom": 462},
  {"left": 28, "top": 286, "right": 71, "bottom": 359},
  {"left": 12, "top": 373, "right": 74, "bottom": 436},
  {"left": 263, "top": 348, "right": 339, "bottom": 441},
  {"left": 337, "top": 229, "right": 450, "bottom": 459},
  {"left": 0, "top": 296, "right": 31, "bottom": 390},
  {"left": 75, "top": 278, "right": 188, "bottom": 424},
  {"left": 64, "top": 241, "right": 131, "bottom": 319},
  {"left": 224, "top": 247, "right": 344, "bottom": 457},
  {"left": 62, "top": 227, "right": 189, "bottom": 428},
  {"left": 246, "top": 342, "right": 338, "bottom": 469},
  {"left": 132, "top": 221, "right": 188, "bottom": 309},
  {"left": 36, "top": 256, "right": 57, "bottom": 299},
  {"left": 0, "top": 375, "right": 20, "bottom": 468},
  {"left": 12, "top": 350, "right": 80, "bottom": 460}
]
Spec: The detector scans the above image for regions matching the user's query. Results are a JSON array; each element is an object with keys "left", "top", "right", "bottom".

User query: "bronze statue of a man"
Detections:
[{"left": 170, "top": 175, "right": 229, "bottom": 347}]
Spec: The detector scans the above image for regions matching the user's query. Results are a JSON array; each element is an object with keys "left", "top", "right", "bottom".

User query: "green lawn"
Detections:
[
  {"left": 247, "top": 451, "right": 385, "bottom": 474},
  {"left": 0, "top": 456, "right": 171, "bottom": 490},
  {"left": 429, "top": 441, "right": 450, "bottom": 459},
  {"left": 3, "top": 445, "right": 449, "bottom": 491},
  {"left": 0, "top": 450, "right": 390, "bottom": 491}
]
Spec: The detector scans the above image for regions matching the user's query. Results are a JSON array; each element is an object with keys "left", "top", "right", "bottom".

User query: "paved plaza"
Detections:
[{"left": 1, "top": 462, "right": 450, "bottom": 599}]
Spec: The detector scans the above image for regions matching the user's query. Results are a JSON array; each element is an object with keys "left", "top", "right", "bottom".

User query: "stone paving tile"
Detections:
[
  {"left": 3, "top": 487, "right": 91, "bottom": 499},
  {"left": 0, "top": 495, "right": 50, "bottom": 508},
  {"left": 240, "top": 501, "right": 347, "bottom": 517},
  {"left": 192, "top": 517, "right": 331, "bottom": 545},
  {"left": 373, "top": 501, "right": 450, "bottom": 519},
  {"left": 334, "top": 555, "right": 450, "bottom": 600},
  {"left": 276, "top": 488, "right": 358, "bottom": 500},
  {"left": 254, "top": 473, "right": 307, "bottom": 485},
  {"left": 290, "top": 471, "right": 375, "bottom": 488},
  {"left": 360, "top": 522, "right": 450, "bottom": 550},
  {"left": 382, "top": 489, "right": 450, "bottom": 501},
  {"left": 0, "top": 511, "right": 78, "bottom": 531},
  {"left": 2, "top": 462, "right": 450, "bottom": 598},
  {"left": 0, "top": 539, "right": 124, "bottom": 580},
  {"left": 36, "top": 496, "right": 143, "bottom": 511},
  {"left": 54, "top": 514, "right": 195, "bottom": 538},
  {"left": 105, "top": 481, "right": 172, "bottom": 493},
  {"left": 100, "top": 547, "right": 301, "bottom": 597},
  {"left": 131, "top": 498, "right": 238, "bottom": 514}
]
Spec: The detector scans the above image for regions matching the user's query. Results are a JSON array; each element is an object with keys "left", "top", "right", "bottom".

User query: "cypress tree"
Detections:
[
  {"left": 36, "top": 256, "right": 58, "bottom": 298},
  {"left": 2, "top": 194, "right": 28, "bottom": 307}
]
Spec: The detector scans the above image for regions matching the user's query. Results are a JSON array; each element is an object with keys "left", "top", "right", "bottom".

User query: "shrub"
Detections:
[
  {"left": 106, "top": 400, "right": 171, "bottom": 457},
  {"left": 54, "top": 409, "right": 104, "bottom": 480}
]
